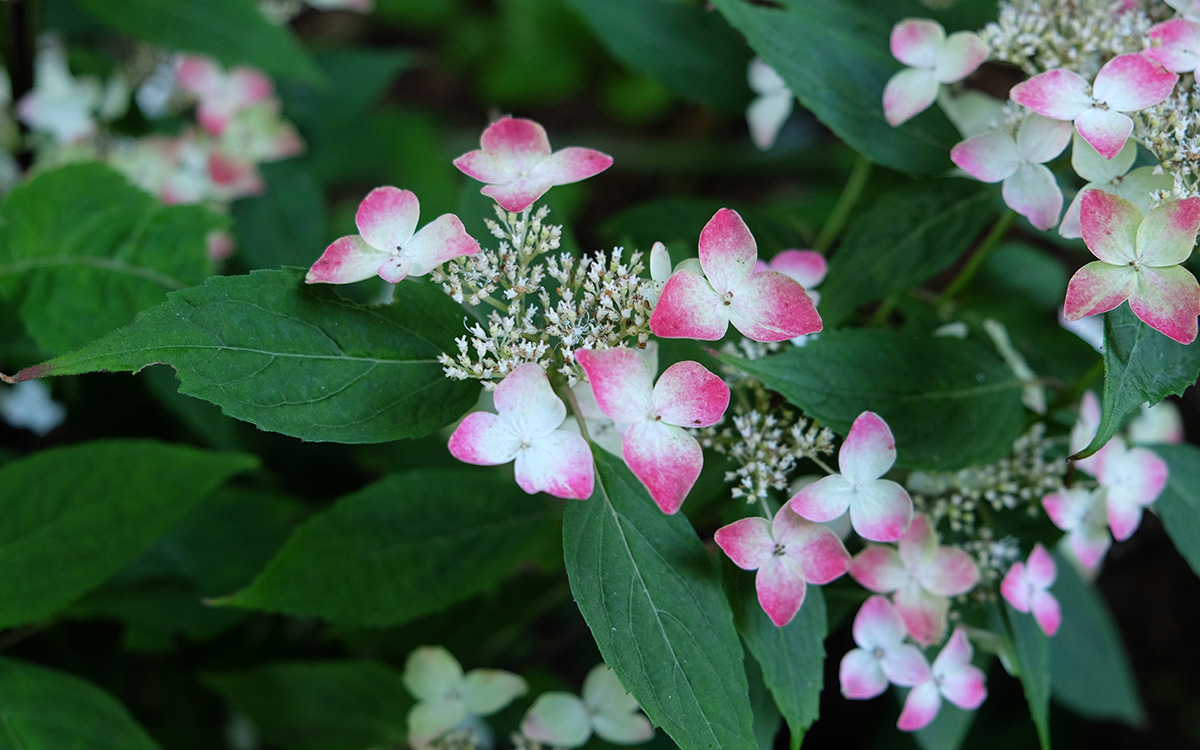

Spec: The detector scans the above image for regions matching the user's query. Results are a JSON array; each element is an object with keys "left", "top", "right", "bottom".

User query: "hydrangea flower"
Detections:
[
  {"left": 569, "top": 343, "right": 658, "bottom": 456},
  {"left": 174, "top": 54, "right": 273, "bottom": 137},
  {"left": 306, "top": 186, "right": 479, "bottom": 285},
  {"left": 896, "top": 628, "right": 987, "bottom": 731},
  {"left": 453, "top": 116, "right": 613, "bottom": 213},
  {"left": 1128, "top": 400, "right": 1185, "bottom": 444},
  {"left": 649, "top": 208, "right": 822, "bottom": 342},
  {"left": 1092, "top": 436, "right": 1168, "bottom": 541},
  {"left": 789, "top": 411, "right": 914, "bottom": 542},
  {"left": 403, "top": 645, "right": 527, "bottom": 750},
  {"left": 1146, "top": 18, "right": 1200, "bottom": 74},
  {"left": 1042, "top": 486, "right": 1111, "bottom": 571},
  {"left": 1009, "top": 53, "right": 1178, "bottom": 159},
  {"left": 1068, "top": 390, "right": 1104, "bottom": 475},
  {"left": 849, "top": 515, "right": 980, "bottom": 645},
  {"left": 839, "top": 596, "right": 930, "bottom": 699},
  {"left": 0, "top": 381, "right": 66, "bottom": 436},
  {"left": 448, "top": 364, "right": 594, "bottom": 500},
  {"left": 1063, "top": 190, "right": 1200, "bottom": 344},
  {"left": 575, "top": 347, "right": 729, "bottom": 513},
  {"left": 1058, "top": 135, "right": 1173, "bottom": 239},
  {"left": 715, "top": 505, "right": 850, "bottom": 627},
  {"left": 17, "top": 39, "right": 103, "bottom": 144},
  {"left": 950, "top": 112, "right": 1073, "bottom": 231},
  {"left": 1001, "top": 543, "right": 1061, "bottom": 636},
  {"left": 755, "top": 249, "right": 827, "bottom": 307},
  {"left": 520, "top": 664, "right": 654, "bottom": 748},
  {"left": 746, "top": 57, "right": 793, "bottom": 150},
  {"left": 882, "top": 18, "right": 987, "bottom": 126}
]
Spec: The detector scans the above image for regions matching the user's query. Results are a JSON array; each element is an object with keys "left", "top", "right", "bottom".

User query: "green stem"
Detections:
[
  {"left": 559, "top": 381, "right": 591, "bottom": 443},
  {"left": 936, "top": 210, "right": 1017, "bottom": 308},
  {"left": 815, "top": 155, "right": 871, "bottom": 253}
]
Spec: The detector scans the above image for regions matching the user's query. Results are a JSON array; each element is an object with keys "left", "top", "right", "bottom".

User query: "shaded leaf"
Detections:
[
  {"left": 913, "top": 703, "right": 976, "bottom": 750},
  {"left": 231, "top": 161, "right": 327, "bottom": 271},
  {"left": 563, "top": 451, "right": 756, "bottom": 750},
  {"left": 1006, "top": 603, "right": 1052, "bottom": 750},
  {"left": 12, "top": 269, "right": 480, "bottom": 444},
  {"left": 1152, "top": 443, "right": 1200, "bottom": 578}
]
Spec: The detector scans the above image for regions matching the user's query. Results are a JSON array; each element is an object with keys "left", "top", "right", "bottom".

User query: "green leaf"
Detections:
[
  {"left": 743, "top": 645, "right": 783, "bottom": 750},
  {"left": 563, "top": 451, "right": 756, "bottom": 750},
  {"left": 1152, "top": 443, "right": 1200, "bottom": 578},
  {"left": 281, "top": 48, "right": 415, "bottom": 129},
  {"left": 1006, "top": 603, "right": 1052, "bottom": 750},
  {"left": 564, "top": 0, "right": 752, "bottom": 111},
  {"left": 224, "top": 470, "right": 559, "bottom": 626},
  {"left": 1083, "top": 306, "right": 1200, "bottom": 458},
  {"left": 725, "top": 330, "right": 1026, "bottom": 470},
  {"left": 0, "top": 657, "right": 162, "bottom": 750},
  {"left": 725, "top": 558, "right": 825, "bottom": 746},
  {"left": 0, "top": 440, "right": 255, "bottom": 630},
  {"left": 818, "top": 181, "right": 993, "bottom": 326},
  {"left": 230, "top": 161, "right": 327, "bottom": 271},
  {"left": 913, "top": 703, "right": 976, "bottom": 750},
  {"left": 72, "top": 0, "right": 321, "bottom": 82},
  {"left": 1048, "top": 551, "right": 1143, "bottom": 724},
  {"left": 0, "top": 163, "right": 221, "bottom": 357},
  {"left": 709, "top": 0, "right": 961, "bottom": 174},
  {"left": 205, "top": 661, "right": 410, "bottom": 750},
  {"left": 13, "top": 268, "right": 480, "bottom": 444}
]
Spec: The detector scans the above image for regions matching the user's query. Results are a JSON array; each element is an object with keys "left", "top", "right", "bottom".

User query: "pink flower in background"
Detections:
[
  {"left": 950, "top": 113, "right": 1073, "bottom": 231},
  {"left": 448, "top": 364, "right": 594, "bottom": 500},
  {"left": 175, "top": 54, "right": 273, "bottom": 136},
  {"left": 849, "top": 515, "right": 980, "bottom": 645},
  {"left": 1063, "top": 190, "right": 1200, "bottom": 344},
  {"left": 1093, "top": 436, "right": 1168, "bottom": 541},
  {"left": 1001, "top": 543, "right": 1061, "bottom": 636},
  {"left": 307, "top": 186, "right": 478, "bottom": 285},
  {"left": 1068, "top": 390, "right": 1105, "bottom": 475},
  {"left": 649, "top": 209, "right": 822, "bottom": 342},
  {"left": 1146, "top": 19, "right": 1200, "bottom": 74},
  {"left": 1042, "top": 486, "right": 1111, "bottom": 571},
  {"left": 1128, "top": 400, "right": 1185, "bottom": 444},
  {"left": 715, "top": 505, "right": 850, "bottom": 627},
  {"left": 755, "top": 249, "right": 827, "bottom": 307},
  {"left": 897, "top": 628, "right": 987, "bottom": 731},
  {"left": 789, "top": 411, "right": 914, "bottom": 542},
  {"left": 883, "top": 18, "right": 987, "bottom": 126},
  {"left": 1010, "top": 53, "right": 1178, "bottom": 159},
  {"left": 453, "top": 116, "right": 613, "bottom": 213},
  {"left": 576, "top": 347, "right": 729, "bottom": 514},
  {"left": 839, "top": 596, "right": 930, "bottom": 699}
]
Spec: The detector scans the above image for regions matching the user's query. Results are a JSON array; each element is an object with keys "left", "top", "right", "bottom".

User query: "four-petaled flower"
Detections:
[
  {"left": 1092, "top": 436, "right": 1168, "bottom": 541},
  {"left": 883, "top": 18, "right": 987, "bottom": 126},
  {"left": 896, "top": 628, "right": 987, "bottom": 732},
  {"left": 1146, "top": 18, "right": 1200, "bottom": 74},
  {"left": 1009, "top": 53, "right": 1178, "bottom": 159},
  {"left": 520, "top": 664, "right": 654, "bottom": 749},
  {"left": 453, "top": 116, "right": 613, "bottom": 213},
  {"left": 649, "top": 208, "right": 822, "bottom": 342},
  {"left": 1058, "top": 135, "right": 1172, "bottom": 239},
  {"left": 174, "top": 54, "right": 273, "bottom": 136},
  {"left": 403, "top": 645, "right": 528, "bottom": 750},
  {"left": 1042, "top": 486, "right": 1111, "bottom": 571},
  {"left": 789, "top": 411, "right": 914, "bottom": 542},
  {"left": 715, "top": 504, "right": 850, "bottom": 627},
  {"left": 746, "top": 57, "right": 793, "bottom": 150},
  {"left": 575, "top": 347, "right": 729, "bottom": 513},
  {"left": 839, "top": 595, "right": 931, "bottom": 699},
  {"left": 1063, "top": 190, "right": 1200, "bottom": 344},
  {"left": 1000, "top": 543, "right": 1061, "bottom": 636},
  {"left": 849, "top": 514, "right": 980, "bottom": 645},
  {"left": 448, "top": 364, "right": 594, "bottom": 500},
  {"left": 306, "top": 186, "right": 479, "bottom": 285}
]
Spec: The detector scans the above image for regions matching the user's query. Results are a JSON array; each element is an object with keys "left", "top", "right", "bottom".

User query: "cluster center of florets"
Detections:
[{"left": 772, "top": 542, "right": 787, "bottom": 557}]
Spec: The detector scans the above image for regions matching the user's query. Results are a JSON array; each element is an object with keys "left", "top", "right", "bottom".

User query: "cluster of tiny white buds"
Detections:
[
  {"left": 963, "top": 531, "right": 1023, "bottom": 595},
  {"left": 439, "top": 307, "right": 550, "bottom": 389},
  {"left": 700, "top": 407, "right": 835, "bottom": 502},
  {"left": 1136, "top": 81, "right": 1200, "bottom": 201}
]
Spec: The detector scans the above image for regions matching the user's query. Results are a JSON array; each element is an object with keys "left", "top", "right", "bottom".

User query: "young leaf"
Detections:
[
  {"left": 0, "top": 657, "right": 162, "bottom": 750},
  {"left": 818, "top": 181, "right": 993, "bottom": 327},
  {"left": 9, "top": 268, "right": 480, "bottom": 444},
  {"left": 223, "top": 469, "right": 559, "bottom": 627},
  {"left": 205, "top": 661, "right": 410, "bottom": 750},
  {"left": 725, "top": 330, "right": 1026, "bottom": 470},
  {"left": 1048, "top": 550, "right": 1143, "bottom": 724},
  {"left": 73, "top": 0, "right": 321, "bottom": 82},
  {"left": 1151, "top": 443, "right": 1200, "bottom": 578},
  {"left": 709, "top": 0, "right": 961, "bottom": 174},
  {"left": 563, "top": 450, "right": 757, "bottom": 750},
  {"left": 1006, "top": 603, "right": 1052, "bottom": 750},
  {"left": 0, "top": 440, "right": 256, "bottom": 630},
  {"left": 1080, "top": 306, "right": 1200, "bottom": 458},
  {"left": 725, "top": 558, "right": 826, "bottom": 748},
  {"left": 0, "top": 163, "right": 221, "bottom": 357}
]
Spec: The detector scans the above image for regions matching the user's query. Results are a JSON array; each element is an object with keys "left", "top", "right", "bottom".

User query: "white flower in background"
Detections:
[
  {"left": 0, "top": 381, "right": 66, "bottom": 436},
  {"left": 746, "top": 57, "right": 793, "bottom": 150}
]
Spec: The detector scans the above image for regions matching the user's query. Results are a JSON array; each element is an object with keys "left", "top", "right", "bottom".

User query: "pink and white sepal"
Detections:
[
  {"left": 1063, "top": 190, "right": 1200, "bottom": 344},
  {"left": 839, "top": 596, "right": 931, "bottom": 700},
  {"left": 1009, "top": 53, "right": 1178, "bottom": 160},
  {"left": 882, "top": 18, "right": 987, "bottom": 126},
  {"left": 1042, "top": 487, "right": 1111, "bottom": 572},
  {"left": 715, "top": 505, "right": 850, "bottom": 627},
  {"left": 789, "top": 411, "right": 914, "bottom": 543},
  {"left": 174, "top": 54, "right": 274, "bottom": 137},
  {"left": 649, "top": 208, "right": 822, "bottom": 343},
  {"left": 1093, "top": 436, "right": 1168, "bottom": 542},
  {"left": 306, "top": 186, "right": 479, "bottom": 285},
  {"left": 453, "top": 116, "right": 613, "bottom": 214},
  {"left": 896, "top": 628, "right": 987, "bottom": 732},
  {"left": 1000, "top": 543, "right": 1061, "bottom": 637},
  {"left": 448, "top": 364, "right": 594, "bottom": 500},
  {"left": 849, "top": 514, "right": 980, "bottom": 646},
  {"left": 575, "top": 347, "right": 729, "bottom": 514}
]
